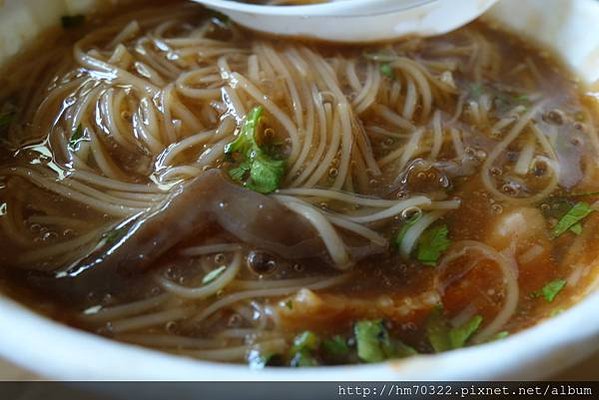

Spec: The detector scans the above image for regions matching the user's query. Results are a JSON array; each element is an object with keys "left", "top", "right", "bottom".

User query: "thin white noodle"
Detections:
[
  {"left": 436, "top": 241, "right": 519, "bottom": 342},
  {"left": 83, "top": 293, "right": 171, "bottom": 322},
  {"left": 191, "top": 273, "right": 351, "bottom": 323},
  {"left": 339, "top": 196, "right": 431, "bottom": 224},
  {"left": 276, "top": 196, "right": 350, "bottom": 268},
  {"left": 156, "top": 252, "right": 242, "bottom": 299},
  {"left": 185, "top": 339, "right": 287, "bottom": 361},
  {"left": 111, "top": 307, "right": 195, "bottom": 333},
  {"left": 180, "top": 243, "right": 243, "bottom": 257}
]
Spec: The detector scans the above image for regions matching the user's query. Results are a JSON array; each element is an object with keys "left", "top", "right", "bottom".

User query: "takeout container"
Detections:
[{"left": 0, "top": 0, "right": 597, "bottom": 381}]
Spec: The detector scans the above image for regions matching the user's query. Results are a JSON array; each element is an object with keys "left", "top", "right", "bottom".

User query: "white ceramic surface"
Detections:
[
  {"left": 0, "top": 0, "right": 598, "bottom": 381},
  {"left": 190, "top": 0, "right": 499, "bottom": 42}
]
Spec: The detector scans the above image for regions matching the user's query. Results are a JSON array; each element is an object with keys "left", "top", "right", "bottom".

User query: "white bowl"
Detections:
[
  {"left": 0, "top": 0, "right": 598, "bottom": 381},
  {"left": 191, "top": 0, "right": 499, "bottom": 42}
]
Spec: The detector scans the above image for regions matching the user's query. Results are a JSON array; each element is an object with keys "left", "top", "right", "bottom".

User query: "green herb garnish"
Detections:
[
  {"left": 570, "top": 223, "right": 583, "bottom": 235},
  {"left": 426, "top": 307, "right": 483, "bottom": 352},
  {"left": 228, "top": 161, "right": 251, "bottom": 182},
  {"left": 291, "top": 331, "right": 319, "bottom": 354},
  {"left": 380, "top": 63, "right": 394, "bottom": 78},
  {"left": 69, "top": 124, "right": 86, "bottom": 151},
  {"left": 448, "top": 315, "right": 483, "bottom": 349},
  {"left": 284, "top": 300, "right": 294, "bottom": 310},
  {"left": 61, "top": 15, "right": 86, "bottom": 29},
  {"left": 532, "top": 279, "right": 567, "bottom": 303},
  {"left": 353, "top": 320, "right": 415, "bottom": 362},
  {"left": 489, "top": 331, "right": 509, "bottom": 342},
  {"left": 513, "top": 94, "right": 530, "bottom": 104},
  {"left": 322, "top": 335, "right": 350, "bottom": 357},
  {"left": 552, "top": 202, "right": 593, "bottom": 238},
  {"left": 202, "top": 266, "right": 226, "bottom": 285},
  {"left": 246, "top": 153, "right": 285, "bottom": 194},
  {"left": 417, "top": 224, "right": 451, "bottom": 266},
  {"left": 550, "top": 308, "right": 565, "bottom": 317},
  {"left": 468, "top": 83, "right": 484, "bottom": 100},
  {"left": 104, "top": 229, "right": 123, "bottom": 245},
  {"left": 225, "top": 106, "right": 286, "bottom": 194},
  {"left": 470, "top": 83, "right": 530, "bottom": 112},
  {"left": 289, "top": 331, "right": 320, "bottom": 368},
  {"left": 495, "top": 91, "right": 531, "bottom": 113},
  {"left": 388, "top": 340, "right": 418, "bottom": 358},
  {"left": 425, "top": 307, "right": 452, "bottom": 352},
  {"left": 354, "top": 320, "right": 388, "bottom": 363}
]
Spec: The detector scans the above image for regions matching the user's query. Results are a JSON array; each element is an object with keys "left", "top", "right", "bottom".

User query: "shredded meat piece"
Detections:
[{"left": 277, "top": 288, "right": 440, "bottom": 331}]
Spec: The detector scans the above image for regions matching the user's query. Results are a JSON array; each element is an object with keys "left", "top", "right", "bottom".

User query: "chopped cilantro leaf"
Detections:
[
  {"left": 322, "top": 336, "right": 350, "bottom": 357},
  {"left": 491, "top": 331, "right": 509, "bottom": 341},
  {"left": 202, "top": 266, "right": 226, "bottom": 285},
  {"left": 417, "top": 224, "right": 451, "bottom": 266},
  {"left": 289, "top": 331, "right": 319, "bottom": 367},
  {"left": 570, "top": 223, "right": 583, "bottom": 235},
  {"left": 380, "top": 63, "right": 394, "bottom": 78},
  {"left": 284, "top": 300, "right": 293, "bottom": 310},
  {"left": 550, "top": 308, "right": 565, "bottom": 317},
  {"left": 513, "top": 94, "right": 530, "bottom": 104},
  {"left": 425, "top": 307, "right": 452, "bottom": 352},
  {"left": 354, "top": 320, "right": 390, "bottom": 363},
  {"left": 532, "top": 279, "right": 567, "bottom": 303},
  {"left": 495, "top": 91, "right": 531, "bottom": 113},
  {"left": 101, "top": 226, "right": 128, "bottom": 247},
  {"left": 387, "top": 340, "right": 418, "bottom": 358},
  {"left": 469, "top": 83, "right": 530, "bottom": 112},
  {"left": 291, "top": 331, "right": 320, "bottom": 354},
  {"left": 483, "top": 331, "right": 509, "bottom": 343},
  {"left": 69, "top": 124, "right": 86, "bottom": 151},
  {"left": 225, "top": 106, "right": 286, "bottom": 194},
  {"left": 229, "top": 161, "right": 251, "bottom": 182},
  {"left": 61, "top": 15, "right": 86, "bottom": 29},
  {"left": 426, "top": 307, "right": 483, "bottom": 352},
  {"left": 552, "top": 202, "right": 593, "bottom": 238},
  {"left": 468, "top": 83, "right": 484, "bottom": 100},
  {"left": 449, "top": 315, "right": 483, "bottom": 349},
  {"left": 225, "top": 106, "right": 262, "bottom": 156},
  {"left": 246, "top": 154, "right": 285, "bottom": 194}
]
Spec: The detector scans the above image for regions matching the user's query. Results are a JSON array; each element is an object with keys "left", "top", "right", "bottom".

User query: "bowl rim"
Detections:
[
  {"left": 191, "top": 0, "right": 439, "bottom": 17},
  {"left": 0, "top": 0, "right": 598, "bottom": 381},
  {"left": 0, "top": 289, "right": 596, "bottom": 380}
]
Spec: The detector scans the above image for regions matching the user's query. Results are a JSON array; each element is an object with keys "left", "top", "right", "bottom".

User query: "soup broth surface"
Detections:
[{"left": 0, "top": 0, "right": 598, "bottom": 367}]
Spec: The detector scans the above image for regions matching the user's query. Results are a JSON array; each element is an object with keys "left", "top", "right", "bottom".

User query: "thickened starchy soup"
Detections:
[{"left": 0, "top": 0, "right": 598, "bottom": 367}]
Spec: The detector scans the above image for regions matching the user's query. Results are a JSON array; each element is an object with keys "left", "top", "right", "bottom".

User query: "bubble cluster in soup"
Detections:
[{"left": 0, "top": 0, "right": 598, "bottom": 367}]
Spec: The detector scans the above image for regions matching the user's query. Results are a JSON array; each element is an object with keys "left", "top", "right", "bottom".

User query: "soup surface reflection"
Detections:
[{"left": 0, "top": 0, "right": 598, "bottom": 367}]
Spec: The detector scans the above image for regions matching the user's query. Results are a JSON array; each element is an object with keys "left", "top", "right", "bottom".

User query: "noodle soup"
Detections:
[{"left": 0, "top": 0, "right": 597, "bottom": 367}]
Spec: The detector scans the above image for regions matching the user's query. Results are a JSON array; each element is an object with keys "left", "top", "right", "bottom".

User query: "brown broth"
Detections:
[{"left": 0, "top": 0, "right": 598, "bottom": 366}]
